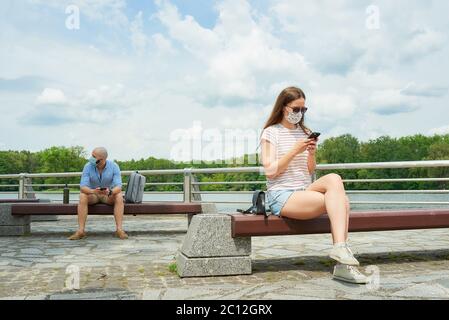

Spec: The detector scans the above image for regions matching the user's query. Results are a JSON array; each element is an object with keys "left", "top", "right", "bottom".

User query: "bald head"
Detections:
[{"left": 92, "top": 147, "right": 108, "bottom": 160}]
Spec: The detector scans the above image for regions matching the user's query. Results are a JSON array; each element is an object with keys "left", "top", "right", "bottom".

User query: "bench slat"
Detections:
[
  {"left": 231, "top": 209, "right": 449, "bottom": 237},
  {"left": 11, "top": 202, "right": 202, "bottom": 215},
  {"left": 0, "top": 199, "right": 40, "bottom": 203}
]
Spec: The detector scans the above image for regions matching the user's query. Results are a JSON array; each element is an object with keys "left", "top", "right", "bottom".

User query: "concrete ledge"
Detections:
[
  {"left": 0, "top": 225, "right": 30, "bottom": 236},
  {"left": 187, "top": 203, "right": 218, "bottom": 226},
  {"left": 0, "top": 204, "right": 30, "bottom": 226},
  {"left": 200, "top": 203, "right": 218, "bottom": 214},
  {"left": 181, "top": 214, "right": 251, "bottom": 257},
  {"left": 176, "top": 252, "right": 251, "bottom": 277}
]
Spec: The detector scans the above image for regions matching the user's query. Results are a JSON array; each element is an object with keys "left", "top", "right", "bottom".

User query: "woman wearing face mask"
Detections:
[{"left": 259, "top": 86, "right": 368, "bottom": 284}]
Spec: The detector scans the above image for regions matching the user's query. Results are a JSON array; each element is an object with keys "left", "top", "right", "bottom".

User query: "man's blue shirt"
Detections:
[{"left": 80, "top": 160, "right": 122, "bottom": 189}]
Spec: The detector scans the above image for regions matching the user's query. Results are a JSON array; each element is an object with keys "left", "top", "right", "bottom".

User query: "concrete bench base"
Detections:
[
  {"left": 176, "top": 252, "right": 251, "bottom": 277},
  {"left": 176, "top": 214, "right": 252, "bottom": 277},
  {"left": 0, "top": 204, "right": 31, "bottom": 236},
  {"left": 0, "top": 199, "right": 58, "bottom": 223}
]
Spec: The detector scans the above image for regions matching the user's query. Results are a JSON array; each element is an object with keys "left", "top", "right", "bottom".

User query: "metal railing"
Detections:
[{"left": 0, "top": 160, "right": 448, "bottom": 206}]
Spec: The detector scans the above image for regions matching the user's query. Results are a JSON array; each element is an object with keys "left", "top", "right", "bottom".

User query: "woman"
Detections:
[{"left": 260, "top": 86, "right": 367, "bottom": 284}]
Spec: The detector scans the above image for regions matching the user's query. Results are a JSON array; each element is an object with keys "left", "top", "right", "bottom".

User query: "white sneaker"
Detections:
[
  {"left": 333, "top": 264, "right": 368, "bottom": 284},
  {"left": 329, "top": 243, "right": 360, "bottom": 266}
]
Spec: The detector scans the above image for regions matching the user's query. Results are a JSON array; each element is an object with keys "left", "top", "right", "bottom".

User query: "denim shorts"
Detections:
[{"left": 267, "top": 187, "right": 306, "bottom": 216}]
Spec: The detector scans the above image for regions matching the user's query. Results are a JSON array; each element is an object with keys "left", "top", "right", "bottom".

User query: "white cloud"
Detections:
[
  {"left": 36, "top": 88, "right": 67, "bottom": 105},
  {"left": 151, "top": 33, "right": 176, "bottom": 55},
  {"left": 28, "top": 0, "right": 129, "bottom": 28},
  {"left": 401, "top": 28, "right": 446, "bottom": 62},
  {"left": 1, "top": 0, "right": 449, "bottom": 160},
  {"left": 308, "top": 94, "right": 357, "bottom": 122},
  {"left": 365, "top": 89, "right": 421, "bottom": 115},
  {"left": 400, "top": 82, "right": 448, "bottom": 98},
  {"left": 155, "top": 0, "right": 309, "bottom": 106},
  {"left": 429, "top": 125, "right": 449, "bottom": 135},
  {"left": 129, "top": 11, "right": 149, "bottom": 55}
]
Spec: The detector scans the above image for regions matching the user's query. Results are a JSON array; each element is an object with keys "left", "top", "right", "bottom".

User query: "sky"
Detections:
[{"left": 0, "top": 0, "right": 448, "bottom": 162}]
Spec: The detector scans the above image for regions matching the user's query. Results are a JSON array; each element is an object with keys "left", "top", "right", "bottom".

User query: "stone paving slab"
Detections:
[{"left": 0, "top": 215, "right": 449, "bottom": 299}]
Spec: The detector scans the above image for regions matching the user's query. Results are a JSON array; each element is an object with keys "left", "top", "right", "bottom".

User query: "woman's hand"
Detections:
[
  {"left": 307, "top": 138, "right": 318, "bottom": 155},
  {"left": 293, "top": 138, "right": 314, "bottom": 155}
]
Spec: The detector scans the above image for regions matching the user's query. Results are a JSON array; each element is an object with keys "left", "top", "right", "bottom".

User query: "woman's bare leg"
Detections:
[
  {"left": 303, "top": 174, "right": 348, "bottom": 244},
  {"left": 344, "top": 195, "right": 350, "bottom": 242}
]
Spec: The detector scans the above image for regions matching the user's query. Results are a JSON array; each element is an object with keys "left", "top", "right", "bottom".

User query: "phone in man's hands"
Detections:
[
  {"left": 308, "top": 132, "right": 321, "bottom": 140},
  {"left": 99, "top": 187, "right": 107, "bottom": 191}
]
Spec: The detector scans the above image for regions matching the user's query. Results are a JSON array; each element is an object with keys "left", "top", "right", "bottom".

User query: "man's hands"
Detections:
[{"left": 95, "top": 187, "right": 110, "bottom": 196}]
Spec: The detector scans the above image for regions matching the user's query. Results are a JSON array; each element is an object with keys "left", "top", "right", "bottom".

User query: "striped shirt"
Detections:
[{"left": 260, "top": 123, "right": 312, "bottom": 191}]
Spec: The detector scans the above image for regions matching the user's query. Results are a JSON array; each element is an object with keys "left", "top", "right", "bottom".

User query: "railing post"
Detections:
[
  {"left": 183, "top": 168, "right": 192, "bottom": 203},
  {"left": 18, "top": 173, "right": 26, "bottom": 199},
  {"left": 191, "top": 174, "right": 202, "bottom": 202},
  {"left": 24, "top": 177, "right": 36, "bottom": 199},
  {"left": 312, "top": 172, "right": 317, "bottom": 183}
]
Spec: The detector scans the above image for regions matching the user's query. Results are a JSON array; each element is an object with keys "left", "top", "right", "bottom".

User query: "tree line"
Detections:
[{"left": 0, "top": 133, "right": 448, "bottom": 191}]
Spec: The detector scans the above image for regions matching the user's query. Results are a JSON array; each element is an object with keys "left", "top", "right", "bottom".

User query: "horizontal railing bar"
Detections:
[
  {"left": 191, "top": 200, "right": 254, "bottom": 204},
  {"left": 24, "top": 182, "right": 184, "bottom": 187},
  {"left": 23, "top": 191, "right": 184, "bottom": 195},
  {"left": 0, "top": 160, "right": 447, "bottom": 179},
  {"left": 189, "top": 200, "right": 449, "bottom": 205},
  {"left": 317, "top": 160, "right": 449, "bottom": 170},
  {"left": 192, "top": 178, "right": 449, "bottom": 185},
  {"left": 192, "top": 191, "right": 255, "bottom": 194},
  {"left": 350, "top": 201, "right": 449, "bottom": 205},
  {"left": 16, "top": 177, "right": 449, "bottom": 189},
  {"left": 192, "top": 181, "right": 266, "bottom": 185},
  {"left": 344, "top": 178, "right": 449, "bottom": 182},
  {"left": 191, "top": 190, "right": 449, "bottom": 194},
  {"left": 346, "top": 190, "right": 449, "bottom": 194}
]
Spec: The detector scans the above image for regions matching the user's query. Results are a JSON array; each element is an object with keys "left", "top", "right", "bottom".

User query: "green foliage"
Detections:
[
  {"left": 168, "top": 262, "right": 177, "bottom": 274},
  {"left": 0, "top": 133, "right": 448, "bottom": 192}
]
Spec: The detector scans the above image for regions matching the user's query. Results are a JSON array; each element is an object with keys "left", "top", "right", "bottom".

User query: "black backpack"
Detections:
[{"left": 237, "top": 190, "right": 271, "bottom": 217}]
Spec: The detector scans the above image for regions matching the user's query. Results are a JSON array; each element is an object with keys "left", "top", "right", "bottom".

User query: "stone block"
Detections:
[
  {"left": 0, "top": 225, "right": 31, "bottom": 236},
  {"left": 0, "top": 204, "right": 30, "bottom": 226},
  {"left": 176, "top": 252, "right": 251, "bottom": 277},
  {"left": 181, "top": 214, "right": 251, "bottom": 258}
]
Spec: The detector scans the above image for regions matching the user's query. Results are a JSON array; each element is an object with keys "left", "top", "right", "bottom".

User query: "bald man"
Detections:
[{"left": 69, "top": 147, "right": 128, "bottom": 240}]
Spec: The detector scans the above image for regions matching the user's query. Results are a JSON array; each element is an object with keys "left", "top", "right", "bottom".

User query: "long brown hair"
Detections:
[{"left": 261, "top": 86, "right": 312, "bottom": 138}]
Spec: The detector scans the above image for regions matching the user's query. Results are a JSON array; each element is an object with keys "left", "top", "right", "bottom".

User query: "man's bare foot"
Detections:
[
  {"left": 115, "top": 229, "right": 129, "bottom": 240},
  {"left": 68, "top": 231, "right": 86, "bottom": 240}
]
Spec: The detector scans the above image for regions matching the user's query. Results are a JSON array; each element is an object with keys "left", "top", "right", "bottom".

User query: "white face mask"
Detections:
[{"left": 286, "top": 110, "right": 303, "bottom": 124}]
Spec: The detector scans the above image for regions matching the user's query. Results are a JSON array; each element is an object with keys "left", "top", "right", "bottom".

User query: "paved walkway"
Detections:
[{"left": 1, "top": 215, "right": 449, "bottom": 300}]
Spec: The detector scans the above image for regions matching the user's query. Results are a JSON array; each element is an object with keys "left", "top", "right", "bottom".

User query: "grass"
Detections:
[
  {"left": 293, "top": 260, "right": 305, "bottom": 266},
  {"left": 318, "top": 258, "right": 334, "bottom": 268},
  {"left": 168, "top": 262, "right": 177, "bottom": 274}
]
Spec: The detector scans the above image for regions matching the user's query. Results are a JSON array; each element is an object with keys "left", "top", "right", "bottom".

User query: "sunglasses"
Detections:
[{"left": 287, "top": 106, "right": 308, "bottom": 114}]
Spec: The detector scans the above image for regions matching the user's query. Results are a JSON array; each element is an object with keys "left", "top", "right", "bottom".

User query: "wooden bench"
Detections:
[
  {"left": 1, "top": 201, "right": 212, "bottom": 236},
  {"left": 230, "top": 208, "right": 449, "bottom": 237},
  {"left": 0, "top": 199, "right": 40, "bottom": 203},
  {"left": 10, "top": 202, "right": 203, "bottom": 216},
  {"left": 176, "top": 208, "right": 449, "bottom": 277}
]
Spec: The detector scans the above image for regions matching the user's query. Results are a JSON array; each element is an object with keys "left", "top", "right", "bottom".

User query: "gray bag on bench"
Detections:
[{"left": 124, "top": 171, "right": 146, "bottom": 203}]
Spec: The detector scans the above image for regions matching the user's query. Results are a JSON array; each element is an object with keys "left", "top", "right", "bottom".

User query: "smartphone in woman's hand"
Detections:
[{"left": 308, "top": 132, "right": 321, "bottom": 140}]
